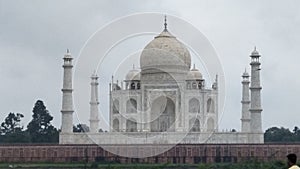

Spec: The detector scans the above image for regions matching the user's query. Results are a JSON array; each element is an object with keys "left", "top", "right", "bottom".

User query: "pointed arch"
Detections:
[
  {"left": 189, "top": 98, "right": 200, "bottom": 113},
  {"left": 126, "top": 98, "right": 137, "bottom": 113},
  {"left": 207, "top": 118, "right": 215, "bottom": 132},
  {"left": 130, "top": 82, "right": 136, "bottom": 90},
  {"left": 150, "top": 96, "right": 175, "bottom": 132},
  {"left": 207, "top": 98, "right": 215, "bottom": 113},
  {"left": 126, "top": 118, "right": 137, "bottom": 132},
  {"left": 112, "top": 118, "right": 119, "bottom": 132},
  {"left": 192, "top": 82, "right": 197, "bottom": 89},
  {"left": 113, "top": 99, "right": 119, "bottom": 114},
  {"left": 189, "top": 118, "right": 200, "bottom": 132}
]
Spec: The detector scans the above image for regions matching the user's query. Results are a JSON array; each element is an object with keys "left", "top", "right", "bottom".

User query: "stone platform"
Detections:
[{"left": 60, "top": 132, "right": 264, "bottom": 145}]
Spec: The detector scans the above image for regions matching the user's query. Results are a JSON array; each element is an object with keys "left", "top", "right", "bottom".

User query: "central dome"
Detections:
[{"left": 140, "top": 28, "right": 191, "bottom": 74}]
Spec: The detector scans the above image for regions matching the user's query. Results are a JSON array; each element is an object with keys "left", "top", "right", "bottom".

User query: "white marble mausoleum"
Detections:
[{"left": 59, "top": 18, "right": 264, "bottom": 144}]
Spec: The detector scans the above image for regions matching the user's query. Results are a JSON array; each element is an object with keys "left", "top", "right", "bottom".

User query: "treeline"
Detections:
[
  {"left": 264, "top": 126, "right": 300, "bottom": 142},
  {"left": 0, "top": 100, "right": 59, "bottom": 143},
  {"left": 0, "top": 100, "right": 100, "bottom": 143}
]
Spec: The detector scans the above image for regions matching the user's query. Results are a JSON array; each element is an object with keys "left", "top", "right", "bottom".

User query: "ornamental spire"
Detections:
[{"left": 164, "top": 15, "right": 167, "bottom": 30}]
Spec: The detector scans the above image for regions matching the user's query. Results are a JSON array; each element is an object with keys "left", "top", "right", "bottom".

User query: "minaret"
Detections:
[
  {"left": 212, "top": 74, "right": 218, "bottom": 90},
  {"left": 109, "top": 82, "right": 112, "bottom": 132},
  {"left": 89, "top": 71, "right": 100, "bottom": 133},
  {"left": 61, "top": 49, "right": 74, "bottom": 133},
  {"left": 249, "top": 47, "right": 263, "bottom": 133},
  {"left": 241, "top": 69, "right": 251, "bottom": 132}
]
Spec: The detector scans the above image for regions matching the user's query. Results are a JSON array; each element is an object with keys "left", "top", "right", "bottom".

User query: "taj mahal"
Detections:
[{"left": 59, "top": 17, "right": 264, "bottom": 144}]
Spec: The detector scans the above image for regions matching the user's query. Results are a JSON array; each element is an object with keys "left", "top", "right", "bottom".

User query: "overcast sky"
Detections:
[{"left": 0, "top": 0, "right": 299, "bottom": 132}]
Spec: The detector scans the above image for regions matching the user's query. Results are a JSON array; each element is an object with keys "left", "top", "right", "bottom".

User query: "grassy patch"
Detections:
[{"left": 0, "top": 161, "right": 290, "bottom": 169}]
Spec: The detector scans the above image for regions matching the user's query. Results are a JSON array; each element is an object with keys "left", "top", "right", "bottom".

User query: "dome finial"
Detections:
[
  {"left": 133, "top": 64, "right": 135, "bottom": 70},
  {"left": 251, "top": 46, "right": 260, "bottom": 56},
  {"left": 164, "top": 15, "right": 167, "bottom": 30},
  {"left": 92, "top": 70, "right": 98, "bottom": 77},
  {"left": 193, "top": 63, "right": 196, "bottom": 69},
  {"left": 242, "top": 67, "right": 249, "bottom": 77}
]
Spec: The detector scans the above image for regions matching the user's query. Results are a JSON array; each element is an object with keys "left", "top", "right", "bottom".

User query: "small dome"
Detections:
[
  {"left": 140, "top": 29, "right": 191, "bottom": 73},
  {"left": 242, "top": 70, "right": 249, "bottom": 77},
  {"left": 187, "top": 65, "right": 203, "bottom": 80},
  {"left": 125, "top": 69, "right": 140, "bottom": 81},
  {"left": 251, "top": 47, "right": 260, "bottom": 56}
]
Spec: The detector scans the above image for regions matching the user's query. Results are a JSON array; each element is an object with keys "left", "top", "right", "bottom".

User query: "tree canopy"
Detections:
[
  {"left": 0, "top": 112, "right": 30, "bottom": 143},
  {"left": 0, "top": 112, "right": 24, "bottom": 134},
  {"left": 27, "top": 100, "right": 58, "bottom": 143},
  {"left": 264, "top": 126, "right": 300, "bottom": 142}
]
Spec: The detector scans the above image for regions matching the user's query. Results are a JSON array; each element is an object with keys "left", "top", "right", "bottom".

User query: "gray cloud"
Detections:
[{"left": 0, "top": 0, "right": 299, "bottom": 131}]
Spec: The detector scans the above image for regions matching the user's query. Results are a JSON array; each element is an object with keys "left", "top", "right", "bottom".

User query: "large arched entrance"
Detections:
[{"left": 150, "top": 96, "right": 175, "bottom": 132}]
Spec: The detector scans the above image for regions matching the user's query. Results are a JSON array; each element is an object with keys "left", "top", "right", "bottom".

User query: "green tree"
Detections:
[
  {"left": 264, "top": 126, "right": 294, "bottom": 142},
  {"left": 27, "top": 100, "right": 58, "bottom": 143},
  {"left": 0, "top": 112, "right": 30, "bottom": 143},
  {"left": 73, "top": 123, "right": 90, "bottom": 132},
  {"left": 0, "top": 131, "right": 31, "bottom": 143},
  {"left": 0, "top": 112, "right": 24, "bottom": 134},
  {"left": 292, "top": 126, "right": 300, "bottom": 141}
]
